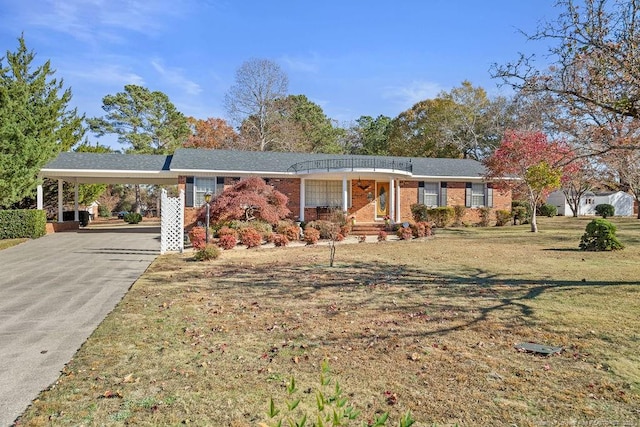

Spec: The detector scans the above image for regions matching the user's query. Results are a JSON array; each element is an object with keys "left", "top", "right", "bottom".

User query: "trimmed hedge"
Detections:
[{"left": 0, "top": 209, "right": 47, "bottom": 239}]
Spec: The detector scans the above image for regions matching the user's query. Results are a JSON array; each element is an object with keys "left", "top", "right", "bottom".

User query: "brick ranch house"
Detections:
[{"left": 40, "top": 148, "right": 511, "bottom": 228}]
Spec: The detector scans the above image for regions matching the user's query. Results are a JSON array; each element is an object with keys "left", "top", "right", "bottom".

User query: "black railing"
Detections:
[{"left": 287, "top": 158, "right": 412, "bottom": 174}]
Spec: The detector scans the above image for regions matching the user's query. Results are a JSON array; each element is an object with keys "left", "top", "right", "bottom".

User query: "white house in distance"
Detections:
[{"left": 547, "top": 190, "right": 635, "bottom": 216}]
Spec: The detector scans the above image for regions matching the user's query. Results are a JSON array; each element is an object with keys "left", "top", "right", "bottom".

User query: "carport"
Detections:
[{"left": 39, "top": 152, "right": 185, "bottom": 253}]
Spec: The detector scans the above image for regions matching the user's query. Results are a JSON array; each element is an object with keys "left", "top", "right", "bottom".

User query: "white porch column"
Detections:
[
  {"left": 299, "top": 178, "right": 306, "bottom": 222},
  {"left": 395, "top": 180, "right": 401, "bottom": 222},
  {"left": 36, "top": 184, "right": 43, "bottom": 210},
  {"left": 342, "top": 175, "right": 348, "bottom": 213},
  {"left": 389, "top": 178, "right": 395, "bottom": 222},
  {"left": 74, "top": 180, "right": 79, "bottom": 221},
  {"left": 57, "top": 179, "right": 64, "bottom": 223}
]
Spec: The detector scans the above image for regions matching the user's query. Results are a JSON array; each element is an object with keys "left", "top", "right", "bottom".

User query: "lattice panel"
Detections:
[{"left": 161, "top": 189, "right": 184, "bottom": 254}]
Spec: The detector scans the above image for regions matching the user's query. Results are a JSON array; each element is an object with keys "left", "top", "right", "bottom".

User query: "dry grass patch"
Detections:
[{"left": 17, "top": 217, "right": 640, "bottom": 426}]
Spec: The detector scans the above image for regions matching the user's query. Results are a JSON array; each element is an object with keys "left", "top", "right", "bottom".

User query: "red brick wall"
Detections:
[
  {"left": 399, "top": 181, "right": 418, "bottom": 221},
  {"left": 270, "top": 178, "right": 301, "bottom": 220},
  {"left": 347, "top": 179, "right": 376, "bottom": 222}
]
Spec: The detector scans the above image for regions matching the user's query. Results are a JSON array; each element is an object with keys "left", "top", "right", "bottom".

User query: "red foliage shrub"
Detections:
[
  {"left": 377, "top": 230, "right": 388, "bottom": 242},
  {"left": 240, "top": 227, "right": 262, "bottom": 248},
  {"left": 209, "top": 177, "right": 291, "bottom": 224},
  {"left": 303, "top": 227, "right": 320, "bottom": 245},
  {"left": 276, "top": 222, "right": 300, "bottom": 241},
  {"left": 217, "top": 226, "right": 238, "bottom": 239},
  {"left": 340, "top": 225, "right": 351, "bottom": 236},
  {"left": 272, "top": 233, "right": 289, "bottom": 247},
  {"left": 357, "top": 235, "right": 366, "bottom": 243},
  {"left": 396, "top": 226, "right": 413, "bottom": 240},
  {"left": 188, "top": 226, "right": 206, "bottom": 250},
  {"left": 335, "top": 233, "right": 345, "bottom": 242},
  {"left": 217, "top": 234, "right": 237, "bottom": 250},
  {"left": 411, "top": 221, "right": 433, "bottom": 238}
]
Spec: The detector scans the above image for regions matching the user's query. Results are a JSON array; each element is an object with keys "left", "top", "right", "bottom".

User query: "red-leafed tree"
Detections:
[
  {"left": 484, "top": 130, "right": 574, "bottom": 232},
  {"left": 184, "top": 117, "right": 239, "bottom": 149},
  {"left": 208, "top": 177, "right": 290, "bottom": 224}
]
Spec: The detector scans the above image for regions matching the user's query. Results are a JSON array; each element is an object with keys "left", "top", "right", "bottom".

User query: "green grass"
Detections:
[
  {"left": 0, "top": 238, "right": 28, "bottom": 251},
  {"left": 16, "top": 216, "right": 640, "bottom": 426}
]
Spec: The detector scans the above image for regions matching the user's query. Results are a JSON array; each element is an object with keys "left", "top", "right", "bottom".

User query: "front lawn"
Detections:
[{"left": 17, "top": 217, "right": 640, "bottom": 426}]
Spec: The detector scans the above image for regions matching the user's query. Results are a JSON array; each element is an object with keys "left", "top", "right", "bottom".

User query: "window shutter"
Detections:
[
  {"left": 486, "top": 184, "right": 494, "bottom": 208},
  {"left": 418, "top": 181, "right": 424, "bottom": 204},
  {"left": 185, "top": 177, "right": 194, "bottom": 207},
  {"left": 216, "top": 176, "right": 225, "bottom": 194},
  {"left": 465, "top": 182, "right": 472, "bottom": 207},
  {"left": 440, "top": 182, "right": 447, "bottom": 207}
]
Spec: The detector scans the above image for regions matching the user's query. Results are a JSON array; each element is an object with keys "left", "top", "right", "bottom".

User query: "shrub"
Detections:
[
  {"left": 217, "top": 226, "right": 238, "bottom": 239},
  {"left": 240, "top": 227, "right": 263, "bottom": 248},
  {"left": 305, "top": 220, "right": 339, "bottom": 239},
  {"left": 357, "top": 235, "right": 367, "bottom": 243},
  {"left": 0, "top": 209, "right": 46, "bottom": 239},
  {"left": 538, "top": 203, "right": 557, "bottom": 217},
  {"left": 188, "top": 226, "right": 206, "bottom": 250},
  {"left": 272, "top": 233, "right": 289, "bottom": 247},
  {"left": 453, "top": 205, "right": 466, "bottom": 226},
  {"left": 217, "top": 234, "right": 237, "bottom": 250},
  {"left": 98, "top": 205, "right": 111, "bottom": 217},
  {"left": 495, "top": 210, "right": 512, "bottom": 226},
  {"left": 595, "top": 203, "right": 615, "bottom": 218},
  {"left": 410, "top": 203, "right": 428, "bottom": 222},
  {"left": 411, "top": 221, "right": 432, "bottom": 238},
  {"left": 123, "top": 212, "right": 142, "bottom": 224},
  {"left": 193, "top": 244, "right": 221, "bottom": 261},
  {"left": 396, "top": 226, "right": 413, "bottom": 240},
  {"left": 579, "top": 219, "right": 624, "bottom": 251},
  {"left": 427, "top": 207, "right": 454, "bottom": 227},
  {"left": 276, "top": 221, "right": 300, "bottom": 241},
  {"left": 512, "top": 200, "right": 530, "bottom": 224},
  {"left": 303, "top": 227, "right": 320, "bottom": 245},
  {"left": 478, "top": 207, "right": 492, "bottom": 227},
  {"left": 377, "top": 230, "right": 388, "bottom": 242},
  {"left": 340, "top": 224, "right": 351, "bottom": 236}
]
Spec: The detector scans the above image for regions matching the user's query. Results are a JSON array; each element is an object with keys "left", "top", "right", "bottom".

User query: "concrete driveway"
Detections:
[{"left": 0, "top": 225, "right": 160, "bottom": 426}]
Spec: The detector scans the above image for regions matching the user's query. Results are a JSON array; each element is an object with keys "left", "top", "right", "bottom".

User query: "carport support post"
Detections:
[
  {"left": 36, "top": 185, "right": 43, "bottom": 210},
  {"left": 299, "top": 178, "right": 305, "bottom": 222},
  {"left": 74, "top": 181, "right": 79, "bottom": 222},
  {"left": 57, "top": 179, "right": 64, "bottom": 223}
]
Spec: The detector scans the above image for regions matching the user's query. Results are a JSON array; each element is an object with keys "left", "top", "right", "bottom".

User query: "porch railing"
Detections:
[{"left": 287, "top": 158, "right": 413, "bottom": 174}]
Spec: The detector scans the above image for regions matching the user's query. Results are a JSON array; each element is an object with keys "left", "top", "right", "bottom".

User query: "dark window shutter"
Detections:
[
  {"left": 440, "top": 182, "right": 447, "bottom": 206},
  {"left": 465, "top": 182, "right": 472, "bottom": 207},
  {"left": 418, "top": 181, "right": 424, "bottom": 204},
  {"left": 216, "top": 177, "right": 225, "bottom": 193},
  {"left": 487, "top": 184, "right": 494, "bottom": 208},
  {"left": 185, "top": 176, "right": 194, "bottom": 207}
]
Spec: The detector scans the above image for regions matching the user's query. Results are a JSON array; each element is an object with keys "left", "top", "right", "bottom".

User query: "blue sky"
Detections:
[{"left": 1, "top": 0, "right": 560, "bottom": 147}]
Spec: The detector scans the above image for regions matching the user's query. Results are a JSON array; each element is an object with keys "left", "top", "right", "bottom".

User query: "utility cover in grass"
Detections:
[{"left": 515, "top": 342, "right": 563, "bottom": 355}]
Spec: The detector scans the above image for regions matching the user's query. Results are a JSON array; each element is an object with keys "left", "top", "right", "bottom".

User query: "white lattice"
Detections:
[{"left": 161, "top": 189, "right": 184, "bottom": 254}]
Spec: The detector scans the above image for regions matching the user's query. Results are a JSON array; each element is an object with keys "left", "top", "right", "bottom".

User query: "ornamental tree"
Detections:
[
  {"left": 484, "top": 130, "right": 572, "bottom": 232},
  {"left": 208, "top": 177, "right": 290, "bottom": 224}
]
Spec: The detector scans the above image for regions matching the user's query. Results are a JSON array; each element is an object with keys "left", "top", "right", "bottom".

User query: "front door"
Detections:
[{"left": 376, "top": 182, "right": 389, "bottom": 219}]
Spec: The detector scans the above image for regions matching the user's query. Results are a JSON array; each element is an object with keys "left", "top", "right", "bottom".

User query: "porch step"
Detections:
[{"left": 350, "top": 222, "right": 388, "bottom": 235}]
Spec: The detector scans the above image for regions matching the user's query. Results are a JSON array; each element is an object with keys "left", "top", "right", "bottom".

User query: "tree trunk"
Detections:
[{"left": 529, "top": 200, "right": 538, "bottom": 232}]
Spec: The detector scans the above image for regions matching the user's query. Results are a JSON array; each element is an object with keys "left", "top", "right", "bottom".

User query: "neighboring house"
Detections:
[
  {"left": 40, "top": 148, "right": 512, "bottom": 228},
  {"left": 547, "top": 190, "right": 635, "bottom": 216}
]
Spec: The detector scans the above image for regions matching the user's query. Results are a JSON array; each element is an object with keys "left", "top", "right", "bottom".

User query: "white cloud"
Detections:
[
  {"left": 67, "top": 63, "right": 145, "bottom": 87},
  {"left": 151, "top": 59, "right": 202, "bottom": 96},
  {"left": 382, "top": 80, "right": 445, "bottom": 108}
]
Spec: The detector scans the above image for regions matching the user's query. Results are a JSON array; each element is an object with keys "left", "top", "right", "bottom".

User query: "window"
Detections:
[
  {"left": 305, "top": 180, "right": 350, "bottom": 207},
  {"left": 465, "top": 182, "right": 493, "bottom": 208},
  {"left": 194, "top": 177, "right": 217, "bottom": 206},
  {"left": 422, "top": 182, "right": 439, "bottom": 207}
]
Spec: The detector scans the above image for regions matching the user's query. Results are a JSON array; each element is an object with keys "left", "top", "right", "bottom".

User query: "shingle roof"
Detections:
[
  {"left": 44, "top": 152, "right": 172, "bottom": 171},
  {"left": 42, "top": 149, "right": 488, "bottom": 180},
  {"left": 170, "top": 148, "right": 486, "bottom": 178}
]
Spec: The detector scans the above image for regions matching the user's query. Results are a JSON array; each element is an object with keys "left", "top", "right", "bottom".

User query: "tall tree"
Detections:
[
  {"left": 387, "top": 98, "right": 461, "bottom": 158},
  {"left": 345, "top": 115, "right": 392, "bottom": 155},
  {"left": 184, "top": 117, "right": 238, "bottom": 149},
  {"left": 440, "top": 81, "right": 513, "bottom": 160},
  {"left": 0, "top": 35, "right": 83, "bottom": 207},
  {"left": 492, "top": 0, "right": 640, "bottom": 153},
  {"left": 270, "top": 94, "right": 343, "bottom": 153},
  {"left": 484, "top": 130, "right": 573, "bottom": 232},
  {"left": 87, "top": 84, "right": 189, "bottom": 154},
  {"left": 224, "top": 59, "right": 288, "bottom": 151},
  {"left": 560, "top": 158, "right": 598, "bottom": 217}
]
